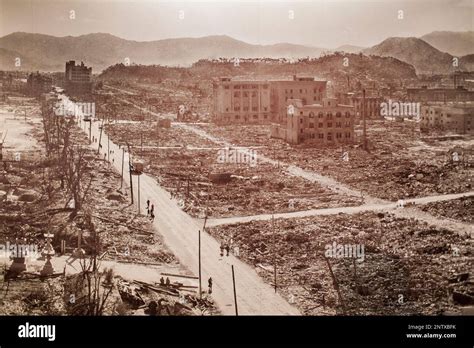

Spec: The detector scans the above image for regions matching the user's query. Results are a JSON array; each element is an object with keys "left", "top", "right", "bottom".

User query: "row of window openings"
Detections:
[
  {"left": 233, "top": 114, "right": 269, "bottom": 119},
  {"left": 302, "top": 132, "right": 352, "bottom": 140},
  {"left": 299, "top": 112, "right": 351, "bottom": 118},
  {"left": 233, "top": 92, "right": 260, "bottom": 97},
  {"left": 228, "top": 106, "right": 267, "bottom": 111},
  {"left": 303, "top": 122, "right": 351, "bottom": 128},
  {"left": 285, "top": 88, "right": 324, "bottom": 94},
  {"left": 285, "top": 96, "right": 321, "bottom": 102},
  {"left": 224, "top": 85, "right": 269, "bottom": 90}
]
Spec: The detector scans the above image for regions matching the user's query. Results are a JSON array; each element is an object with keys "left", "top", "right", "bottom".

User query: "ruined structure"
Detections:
[
  {"left": 212, "top": 75, "right": 327, "bottom": 125},
  {"left": 337, "top": 92, "right": 382, "bottom": 119},
  {"left": 271, "top": 98, "right": 355, "bottom": 145},
  {"left": 407, "top": 86, "right": 474, "bottom": 103},
  {"left": 421, "top": 103, "right": 474, "bottom": 134},
  {"left": 65, "top": 60, "right": 93, "bottom": 94}
]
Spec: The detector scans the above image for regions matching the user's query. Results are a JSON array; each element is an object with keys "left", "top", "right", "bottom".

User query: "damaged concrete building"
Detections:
[
  {"left": 271, "top": 98, "right": 355, "bottom": 145},
  {"left": 407, "top": 86, "right": 474, "bottom": 103},
  {"left": 336, "top": 92, "right": 382, "bottom": 119},
  {"left": 65, "top": 60, "right": 93, "bottom": 94},
  {"left": 212, "top": 75, "right": 327, "bottom": 125},
  {"left": 420, "top": 103, "right": 474, "bottom": 134}
]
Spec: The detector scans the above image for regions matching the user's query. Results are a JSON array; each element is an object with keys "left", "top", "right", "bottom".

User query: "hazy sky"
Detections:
[{"left": 0, "top": 0, "right": 472, "bottom": 48}]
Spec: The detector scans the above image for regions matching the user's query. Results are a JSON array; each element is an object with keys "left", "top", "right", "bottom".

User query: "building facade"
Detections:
[
  {"left": 420, "top": 104, "right": 474, "bottom": 134},
  {"left": 212, "top": 78, "right": 272, "bottom": 124},
  {"left": 271, "top": 98, "right": 355, "bottom": 145},
  {"left": 212, "top": 76, "right": 327, "bottom": 125},
  {"left": 407, "top": 86, "right": 474, "bottom": 103},
  {"left": 270, "top": 76, "right": 327, "bottom": 123},
  {"left": 337, "top": 92, "right": 382, "bottom": 119},
  {"left": 65, "top": 61, "right": 92, "bottom": 94}
]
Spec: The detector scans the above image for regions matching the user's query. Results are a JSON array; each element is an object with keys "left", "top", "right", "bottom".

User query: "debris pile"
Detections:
[
  {"left": 104, "top": 123, "right": 360, "bottom": 218},
  {"left": 420, "top": 196, "right": 474, "bottom": 224},
  {"left": 208, "top": 211, "right": 472, "bottom": 315}
]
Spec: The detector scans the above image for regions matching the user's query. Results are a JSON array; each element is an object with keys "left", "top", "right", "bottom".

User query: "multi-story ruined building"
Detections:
[
  {"left": 407, "top": 86, "right": 474, "bottom": 103},
  {"left": 337, "top": 92, "right": 382, "bottom": 119},
  {"left": 212, "top": 76, "right": 327, "bottom": 125},
  {"left": 65, "top": 61, "right": 92, "bottom": 94},
  {"left": 271, "top": 98, "right": 355, "bottom": 145},
  {"left": 270, "top": 76, "right": 327, "bottom": 123},
  {"left": 420, "top": 103, "right": 474, "bottom": 134}
]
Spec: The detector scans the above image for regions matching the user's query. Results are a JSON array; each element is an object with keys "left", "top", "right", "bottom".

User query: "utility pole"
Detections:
[
  {"left": 137, "top": 174, "right": 141, "bottom": 214},
  {"left": 362, "top": 89, "right": 367, "bottom": 151},
  {"left": 120, "top": 147, "right": 125, "bottom": 190},
  {"left": 97, "top": 119, "right": 104, "bottom": 155},
  {"left": 232, "top": 265, "right": 238, "bottom": 316},
  {"left": 198, "top": 229, "right": 202, "bottom": 299},
  {"left": 126, "top": 142, "right": 134, "bottom": 204},
  {"left": 272, "top": 214, "right": 277, "bottom": 293},
  {"left": 107, "top": 124, "right": 110, "bottom": 162}
]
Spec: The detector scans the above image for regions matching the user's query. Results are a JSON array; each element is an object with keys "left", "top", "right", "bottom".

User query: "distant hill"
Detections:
[
  {"left": 0, "top": 32, "right": 326, "bottom": 72},
  {"left": 333, "top": 45, "right": 364, "bottom": 53},
  {"left": 2, "top": 31, "right": 472, "bottom": 75},
  {"left": 362, "top": 37, "right": 461, "bottom": 74},
  {"left": 421, "top": 31, "right": 474, "bottom": 57},
  {"left": 460, "top": 54, "right": 474, "bottom": 71},
  {"left": 99, "top": 53, "right": 418, "bottom": 85}
]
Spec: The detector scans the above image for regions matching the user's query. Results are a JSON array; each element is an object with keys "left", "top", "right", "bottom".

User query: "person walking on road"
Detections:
[
  {"left": 208, "top": 277, "right": 213, "bottom": 294},
  {"left": 149, "top": 203, "right": 155, "bottom": 221},
  {"left": 146, "top": 200, "right": 150, "bottom": 216}
]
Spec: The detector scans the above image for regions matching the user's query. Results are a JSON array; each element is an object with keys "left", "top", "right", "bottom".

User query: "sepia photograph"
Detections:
[{"left": 0, "top": 0, "right": 472, "bottom": 346}]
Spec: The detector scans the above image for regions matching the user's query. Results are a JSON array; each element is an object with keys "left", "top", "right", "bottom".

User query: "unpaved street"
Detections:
[{"left": 75, "top": 109, "right": 300, "bottom": 315}]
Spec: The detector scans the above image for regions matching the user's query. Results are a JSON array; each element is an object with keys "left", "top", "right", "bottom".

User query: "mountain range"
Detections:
[{"left": 0, "top": 31, "right": 473, "bottom": 74}]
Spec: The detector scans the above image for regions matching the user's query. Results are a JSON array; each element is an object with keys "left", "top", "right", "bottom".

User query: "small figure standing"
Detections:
[
  {"left": 146, "top": 200, "right": 150, "bottom": 216},
  {"left": 225, "top": 244, "right": 230, "bottom": 257},
  {"left": 208, "top": 277, "right": 213, "bottom": 294},
  {"left": 165, "top": 277, "right": 170, "bottom": 286},
  {"left": 219, "top": 242, "right": 224, "bottom": 257}
]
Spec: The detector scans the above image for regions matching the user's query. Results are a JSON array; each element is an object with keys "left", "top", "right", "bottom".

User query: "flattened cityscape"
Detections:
[{"left": 0, "top": 0, "right": 473, "bottom": 319}]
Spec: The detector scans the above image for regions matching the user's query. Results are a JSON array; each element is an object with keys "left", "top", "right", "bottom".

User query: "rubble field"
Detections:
[
  {"left": 0, "top": 101, "right": 217, "bottom": 315},
  {"left": 420, "top": 196, "right": 474, "bottom": 224},
  {"left": 194, "top": 121, "right": 474, "bottom": 201},
  {"left": 104, "top": 122, "right": 361, "bottom": 218},
  {"left": 208, "top": 212, "right": 473, "bottom": 315}
]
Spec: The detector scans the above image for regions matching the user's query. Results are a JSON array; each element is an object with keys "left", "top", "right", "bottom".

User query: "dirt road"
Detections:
[
  {"left": 71, "top": 108, "right": 300, "bottom": 315},
  {"left": 207, "top": 191, "right": 474, "bottom": 236},
  {"left": 177, "top": 123, "right": 473, "bottom": 237}
]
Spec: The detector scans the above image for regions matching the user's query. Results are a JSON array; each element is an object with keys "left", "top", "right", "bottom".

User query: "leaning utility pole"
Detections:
[
  {"left": 232, "top": 265, "right": 238, "bottom": 316},
  {"left": 97, "top": 119, "right": 104, "bottom": 155}
]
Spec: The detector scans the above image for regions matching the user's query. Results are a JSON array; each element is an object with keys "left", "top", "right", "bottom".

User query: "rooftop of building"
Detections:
[
  {"left": 287, "top": 98, "right": 354, "bottom": 110},
  {"left": 218, "top": 75, "right": 326, "bottom": 83},
  {"left": 407, "top": 85, "right": 473, "bottom": 92}
]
